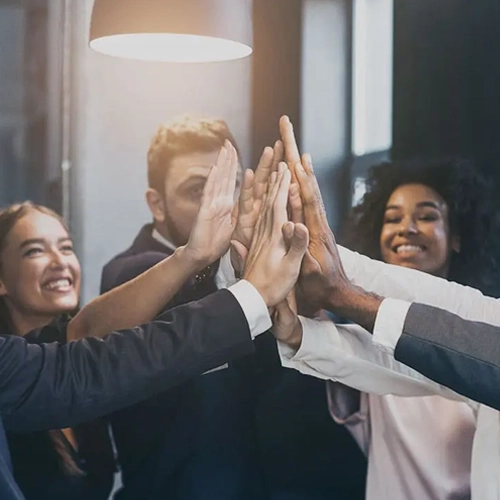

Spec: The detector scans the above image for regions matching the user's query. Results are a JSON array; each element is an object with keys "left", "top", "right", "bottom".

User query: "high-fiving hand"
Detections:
[
  {"left": 278, "top": 116, "right": 352, "bottom": 313},
  {"left": 243, "top": 164, "right": 309, "bottom": 308},
  {"left": 184, "top": 141, "right": 239, "bottom": 267},
  {"left": 230, "top": 141, "right": 284, "bottom": 273}
]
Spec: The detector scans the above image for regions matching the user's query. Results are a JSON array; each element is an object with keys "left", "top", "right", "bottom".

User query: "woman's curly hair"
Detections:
[{"left": 344, "top": 159, "right": 500, "bottom": 296}]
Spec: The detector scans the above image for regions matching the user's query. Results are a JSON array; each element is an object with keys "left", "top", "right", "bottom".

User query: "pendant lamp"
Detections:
[{"left": 89, "top": 0, "right": 253, "bottom": 63}]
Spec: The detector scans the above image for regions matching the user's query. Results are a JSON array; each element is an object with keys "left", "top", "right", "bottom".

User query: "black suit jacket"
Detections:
[
  {"left": 395, "top": 303, "right": 500, "bottom": 411},
  {"left": 101, "top": 225, "right": 367, "bottom": 500},
  {"left": 0, "top": 290, "right": 254, "bottom": 499}
]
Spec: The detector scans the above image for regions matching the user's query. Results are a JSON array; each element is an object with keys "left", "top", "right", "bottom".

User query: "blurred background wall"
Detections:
[{"left": 0, "top": 0, "right": 499, "bottom": 302}]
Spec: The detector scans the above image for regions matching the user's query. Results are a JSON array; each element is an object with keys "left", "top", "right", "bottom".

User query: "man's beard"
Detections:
[{"left": 162, "top": 209, "right": 190, "bottom": 247}]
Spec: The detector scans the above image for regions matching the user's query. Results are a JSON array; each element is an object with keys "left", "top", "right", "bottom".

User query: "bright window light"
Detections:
[
  {"left": 90, "top": 33, "right": 253, "bottom": 63},
  {"left": 352, "top": 0, "right": 393, "bottom": 156}
]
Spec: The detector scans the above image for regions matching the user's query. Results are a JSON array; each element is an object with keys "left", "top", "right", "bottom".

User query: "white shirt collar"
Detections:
[{"left": 151, "top": 228, "right": 177, "bottom": 253}]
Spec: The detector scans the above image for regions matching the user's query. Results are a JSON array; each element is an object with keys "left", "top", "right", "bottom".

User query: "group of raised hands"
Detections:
[{"left": 184, "top": 116, "right": 365, "bottom": 347}]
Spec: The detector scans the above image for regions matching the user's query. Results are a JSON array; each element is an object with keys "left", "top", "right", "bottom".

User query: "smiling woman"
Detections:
[
  {"left": 0, "top": 202, "right": 115, "bottom": 500},
  {"left": 0, "top": 203, "right": 80, "bottom": 335},
  {"left": 328, "top": 157, "right": 500, "bottom": 500},
  {"left": 344, "top": 158, "right": 500, "bottom": 295}
]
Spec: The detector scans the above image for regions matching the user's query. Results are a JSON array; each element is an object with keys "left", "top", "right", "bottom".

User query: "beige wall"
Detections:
[{"left": 71, "top": 0, "right": 252, "bottom": 302}]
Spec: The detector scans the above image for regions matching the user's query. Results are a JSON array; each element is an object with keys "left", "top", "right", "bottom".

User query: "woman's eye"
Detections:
[
  {"left": 419, "top": 213, "right": 439, "bottom": 222},
  {"left": 384, "top": 217, "right": 400, "bottom": 224},
  {"left": 61, "top": 245, "right": 74, "bottom": 254},
  {"left": 24, "top": 247, "right": 43, "bottom": 257}
]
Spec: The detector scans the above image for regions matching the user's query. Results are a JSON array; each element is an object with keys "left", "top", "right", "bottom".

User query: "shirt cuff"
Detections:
[
  {"left": 215, "top": 250, "right": 238, "bottom": 290},
  {"left": 373, "top": 298, "right": 412, "bottom": 354},
  {"left": 227, "top": 280, "right": 271, "bottom": 339},
  {"left": 278, "top": 315, "right": 334, "bottom": 362}
]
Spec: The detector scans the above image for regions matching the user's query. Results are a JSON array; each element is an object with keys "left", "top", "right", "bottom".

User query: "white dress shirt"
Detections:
[
  {"left": 279, "top": 245, "right": 500, "bottom": 500},
  {"left": 329, "top": 379, "right": 474, "bottom": 500},
  {"left": 227, "top": 280, "right": 272, "bottom": 339}
]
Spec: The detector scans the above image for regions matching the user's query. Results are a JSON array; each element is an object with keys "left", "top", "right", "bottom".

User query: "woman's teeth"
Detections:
[
  {"left": 396, "top": 245, "right": 423, "bottom": 254},
  {"left": 44, "top": 279, "right": 71, "bottom": 290}
]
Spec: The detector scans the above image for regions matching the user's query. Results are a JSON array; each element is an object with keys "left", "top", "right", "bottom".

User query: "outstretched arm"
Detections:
[
  {"left": 68, "top": 142, "right": 239, "bottom": 341},
  {"left": 278, "top": 116, "right": 500, "bottom": 410},
  {"left": 2, "top": 289, "right": 256, "bottom": 432}
]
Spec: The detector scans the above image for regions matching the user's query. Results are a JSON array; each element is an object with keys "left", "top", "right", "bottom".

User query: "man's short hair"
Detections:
[{"left": 147, "top": 116, "right": 241, "bottom": 192}]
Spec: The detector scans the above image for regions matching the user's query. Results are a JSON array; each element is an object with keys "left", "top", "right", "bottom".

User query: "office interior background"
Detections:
[{"left": 1, "top": 0, "right": 500, "bottom": 303}]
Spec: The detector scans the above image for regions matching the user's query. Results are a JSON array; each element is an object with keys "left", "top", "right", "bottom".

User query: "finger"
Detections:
[
  {"left": 273, "top": 299, "right": 294, "bottom": 320},
  {"left": 270, "top": 163, "right": 287, "bottom": 212},
  {"left": 301, "top": 153, "right": 326, "bottom": 215},
  {"left": 263, "top": 165, "right": 285, "bottom": 240},
  {"left": 224, "top": 140, "right": 238, "bottom": 196},
  {"left": 279, "top": 116, "right": 301, "bottom": 164},
  {"left": 213, "top": 146, "right": 228, "bottom": 197},
  {"left": 200, "top": 164, "right": 217, "bottom": 206},
  {"left": 254, "top": 171, "right": 278, "bottom": 246},
  {"left": 294, "top": 160, "right": 328, "bottom": 233},
  {"left": 288, "top": 182, "right": 304, "bottom": 224},
  {"left": 302, "top": 153, "right": 313, "bottom": 174},
  {"left": 230, "top": 239, "right": 249, "bottom": 268},
  {"left": 253, "top": 146, "right": 274, "bottom": 201},
  {"left": 246, "top": 170, "right": 275, "bottom": 270},
  {"left": 273, "top": 165, "right": 292, "bottom": 228},
  {"left": 272, "top": 140, "right": 284, "bottom": 172},
  {"left": 285, "top": 223, "right": 309, "bottom": 261},
  {"left": 282, "top": 221, "right": 295, "bottom": 244},
  {"left": 238, "top": 169, "right": 255, "bottom": 216}
]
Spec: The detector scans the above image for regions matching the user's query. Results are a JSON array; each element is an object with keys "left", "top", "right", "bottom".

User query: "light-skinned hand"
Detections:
[
  {"left": 244, "top": 164, "right": 309, "bottom": 308},
  {"left": 184, "top": 140, "right": 239, "bottom": 267},
  {"left": 230, "top": 141, "right": 284, "bottom": 273}
]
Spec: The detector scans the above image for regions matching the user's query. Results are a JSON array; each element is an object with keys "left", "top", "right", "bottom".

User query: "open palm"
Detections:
[
  {"left": 186, "top": 141, "right": 239, "bottom": 265},
  {"left": 231, "top": 141, "right": 284, "bottom": 271}
]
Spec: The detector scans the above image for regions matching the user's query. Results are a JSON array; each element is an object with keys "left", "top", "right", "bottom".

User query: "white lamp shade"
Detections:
[{"left": 89, "top": 0, "right": 253, "bottom": 63}]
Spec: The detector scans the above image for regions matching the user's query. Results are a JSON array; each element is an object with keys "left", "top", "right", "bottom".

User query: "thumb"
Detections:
[
  {"left": 274, "top": 300, "right": 291, "bottom": 318},
  {"left": 285, "top": 223, "right": 309, "bottom": 261},
  {"left": 282, "top": 221, "right": 295, "bottom": 245},
  {"left": 272, "top": 300, "right": 295, "bottom": 329}
]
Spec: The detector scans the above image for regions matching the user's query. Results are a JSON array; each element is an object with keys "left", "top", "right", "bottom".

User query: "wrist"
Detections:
[
  {"left": 325, "top": 283, "right": 383, "bottom": 332},
  {"left": 244, "top": 276, "right": 272, "bottom": 307},
  {"left": 173, "top": 246, "right": 209, "bottom": 274}
]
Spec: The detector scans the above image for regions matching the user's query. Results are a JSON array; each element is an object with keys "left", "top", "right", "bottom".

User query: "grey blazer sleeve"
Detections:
[{"left": 394, "top": 302, "right": 500, "bottom": 410}]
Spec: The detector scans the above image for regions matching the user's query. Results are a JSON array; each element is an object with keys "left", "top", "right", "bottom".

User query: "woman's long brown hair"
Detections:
[{"left": 0, "top": 202, "right": 83, "bottom": 476}]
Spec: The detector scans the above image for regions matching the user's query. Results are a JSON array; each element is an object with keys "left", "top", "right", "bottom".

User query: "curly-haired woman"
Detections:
[{"left": 329, "top": 158, "right": 500, "bottom": 500}]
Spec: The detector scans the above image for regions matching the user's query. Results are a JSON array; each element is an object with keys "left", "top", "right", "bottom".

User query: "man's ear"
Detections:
[
  {"left": 451, "top": 234, "right": 461, "bottom": 254},
  {"left": 145, "top": 188, "right": 166, "bottom": 223}
]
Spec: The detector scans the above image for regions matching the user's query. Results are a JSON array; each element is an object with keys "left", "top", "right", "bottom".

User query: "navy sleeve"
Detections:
[{"left": 0, "top": 290, "right": 254, "bottom": 432}]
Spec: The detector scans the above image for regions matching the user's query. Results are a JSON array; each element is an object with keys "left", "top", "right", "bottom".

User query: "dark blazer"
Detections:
[
  {"left": 395, "top": 303, "right": 500, "bottom": 411},
  {"left": 0, "top": 289, "right": 254, "bottom": 500},
  {"left": 6, "top": 316, "right": 115, "bottom": 500},
  {"left": 101, "top": 225, "right": 367, "bottom": 500}
]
